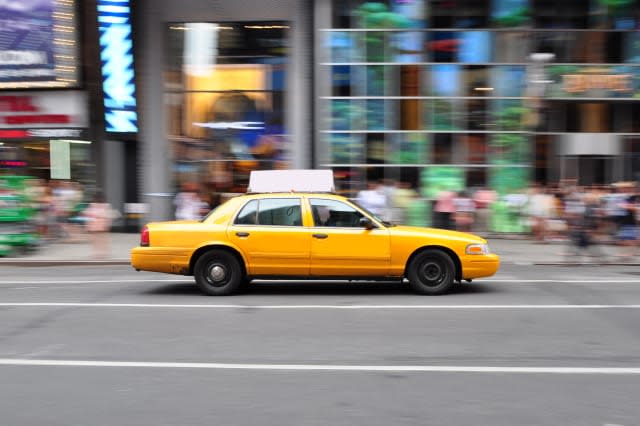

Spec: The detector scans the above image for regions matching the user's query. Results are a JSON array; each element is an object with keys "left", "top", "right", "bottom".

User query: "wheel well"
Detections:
[
  {"left": 189, "top": 245, "right": 247, "bottom": 276},
  {"left": 405, "top": 246, "right": 462, "bottom": 282}
]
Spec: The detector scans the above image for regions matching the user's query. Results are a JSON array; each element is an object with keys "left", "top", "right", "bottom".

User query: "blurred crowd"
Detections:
[
  {"left": 356, "top": 179, "right": 640, "bottom": 262},
  {"left": 0, "top": 178, "right": 117, "bottom": 258},
  {"left": 3, "top": 175, "right": 640, "bottom": 262}
]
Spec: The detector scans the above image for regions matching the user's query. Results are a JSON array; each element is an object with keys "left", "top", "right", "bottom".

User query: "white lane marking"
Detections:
[
  {"left": 2, "top": 303, "right": 640, "bottom": 310},
  {"left": 0, "top": 359, "right": 639, "bottom": 374}
]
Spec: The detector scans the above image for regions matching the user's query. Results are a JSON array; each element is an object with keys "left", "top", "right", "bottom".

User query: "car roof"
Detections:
[{"left": 239, "top": 192, "right": 346, "bottom": 199}]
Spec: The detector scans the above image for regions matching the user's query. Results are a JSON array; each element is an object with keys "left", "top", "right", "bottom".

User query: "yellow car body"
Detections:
[{"left": 131, "top": 192, "right": 499, "bottom": 295}]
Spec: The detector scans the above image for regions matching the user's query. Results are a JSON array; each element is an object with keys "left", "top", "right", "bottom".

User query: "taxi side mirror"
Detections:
[{"left": 359, "top": 217, "right": 375, "bottom": 230}]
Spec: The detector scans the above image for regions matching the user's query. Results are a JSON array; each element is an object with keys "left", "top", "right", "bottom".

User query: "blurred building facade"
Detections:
[
  {"left": 0, "top": 0, "right": 99, "bottom": 190},
  {"left": 3, "top": 0, "right": 640, "bottom": 225},
  {"left": 132, "top": 0, "right": 640, "bottom": 222},
  {"left": 316, "top": 0, "right": 640, "bottom": 199}
]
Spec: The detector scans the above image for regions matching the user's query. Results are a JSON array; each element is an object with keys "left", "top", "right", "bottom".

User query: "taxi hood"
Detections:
[{"left": 389, "top": 225, "right": 488, "bottom": 244}]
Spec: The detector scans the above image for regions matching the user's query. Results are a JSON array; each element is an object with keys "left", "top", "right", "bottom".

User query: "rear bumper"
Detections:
[
  {"left": 130, "top": 247, "right": 191, "bottom": 274},
  {"left": 462, "top": 254, "right": 500, "bottom": 279}
]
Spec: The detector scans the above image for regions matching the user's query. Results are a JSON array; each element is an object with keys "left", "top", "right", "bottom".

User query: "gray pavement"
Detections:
[
  {"left": 2, "top": 265, "right": 640, "bottom": 426},
  {"left": 0, "top": 232, "right": 636, "bottom": 266}
]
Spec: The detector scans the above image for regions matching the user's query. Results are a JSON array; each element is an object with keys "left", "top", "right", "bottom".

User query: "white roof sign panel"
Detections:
[{"left": 248, "top": 170, "right": 335, "bottom": 193}]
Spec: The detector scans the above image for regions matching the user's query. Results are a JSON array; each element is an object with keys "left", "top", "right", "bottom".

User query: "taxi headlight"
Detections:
[{"left": 466, "top": 243, "right": 490, "bottom": 255}]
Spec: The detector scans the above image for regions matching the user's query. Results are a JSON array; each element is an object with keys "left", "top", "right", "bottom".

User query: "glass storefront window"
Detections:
[
  {"left": 458, "top": 32, "right": 492, "bottom": 63},
  {"left": 318, "top": 1, "right": 640, "bottom": 222},
  {"left": 624, "top": 31, "right": 640, "bottom": 63},
  {"left": 533, "top": 1, "right": 589, "bottom": 29},
  {"left": 462, "top": 66, "right": 490, "bottom": 96},
  {"left": 492, "top": 66, "right": 526, "bottom": 97},
  {"left": 590, "top": 0, "right": 639, "bottom": 30},
  {"left": 389, "top": 133, "right": 429, "bottom": 164},
  {"left": 430, "top": 99, "right": 461, "bottom": 130},
  {"left": 464, "top": 99, "right": 490, "bottom": 131},
  {"left": 165, "top": 21, "right": 288, "bottom": 193},
  {"left": 330, "top": 99, "right": 365, "bottom": 131},
  {"left": 532, "top": 31, "right": 624, "bottom": 64},
  {"left": 491, "top": 0, "right": 531, "bottom": 27},
  {"left": 327, "top": 31, "right": 361, "bottom": 63},
  {"left": 0, "top": 140, "right": 94, "bottom": 187},
  {"left": 492, "top": 99, "right": 529, "bottom": 132},
  {"left": 431, "top": 65, "right": 461, "bottom": 97},
  {"left": 428, "top": 32, "right": 460, "bottom": 63},
  {"left": 464, "top": 134, "right": 488, "bottom": 164},
  {"left": 494, "top": 32, "right": 531, "bottom": 63},
  {"left": 327, "top": 133, "right": 364, "bottom": 165}
]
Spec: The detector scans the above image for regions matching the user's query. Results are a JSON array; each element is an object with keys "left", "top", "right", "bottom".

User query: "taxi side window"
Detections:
[
  {"left": 235, "top": 200, "right": 258, "bottom": 225},
  {"left": 310, "top": 198, "right": 363, "bottom": 227},
  {"left": 257, "top": 199, "right": 302, "bottom": 226}
]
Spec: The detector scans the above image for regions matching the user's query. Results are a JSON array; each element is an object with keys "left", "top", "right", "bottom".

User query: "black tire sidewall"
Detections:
[
  {"left": 407, "top": 249, "right": 455, "bottom": 295},
  {"left": 194, "top": 250, "right": 243, "bottom": 296}
]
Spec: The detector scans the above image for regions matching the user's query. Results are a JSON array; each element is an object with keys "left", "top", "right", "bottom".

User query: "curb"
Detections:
[{"left": 0, "top": 260, "right": 130, "bottom": 267}]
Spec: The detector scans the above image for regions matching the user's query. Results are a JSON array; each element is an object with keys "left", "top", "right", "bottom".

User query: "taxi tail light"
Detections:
[{"left": 140, "top": 226, "right": 150, "bottom": 247}]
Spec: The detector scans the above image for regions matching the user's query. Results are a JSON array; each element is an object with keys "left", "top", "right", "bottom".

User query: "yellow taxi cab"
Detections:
[{"left": 131, "top": 170, "right": 499, "bottom": 295}]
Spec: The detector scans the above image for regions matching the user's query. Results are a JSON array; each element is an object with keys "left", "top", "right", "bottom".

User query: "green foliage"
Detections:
[
  {"left": 598, "top": 0, "right": 634, "bottom": 8},
  {"left": 354, "top": 2, "right": 411, "bottom": 64},
  {"left": 420, "top": 167, "right": 465, "bottom": 199},
  {"left": 493, "top": 106, "right": 528, "bottom": 131},
  {"left": 489, "top": 167, "right": 529, "bottom": 195},
  {"left": 492, "top": 7, "right": 530, "bottom": 27},
  {"left": 393, "top": 134, "right": 427, "bottom": 164},
  {"left": 355, "top": 2, "right": 412, "bottom": 29},
  {"left": 330, "top": 134, "right": 363, "bottom": 163}
]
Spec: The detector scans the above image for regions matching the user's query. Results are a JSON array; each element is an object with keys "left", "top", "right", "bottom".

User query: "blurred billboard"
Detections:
[{"left": 0, "top": 0, "right": 79, "bottom": 88}]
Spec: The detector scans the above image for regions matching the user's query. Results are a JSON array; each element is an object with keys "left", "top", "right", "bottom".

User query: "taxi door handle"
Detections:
[
  {"left": 236, "top": 232, "right": 250, "bottom": 237},
  {"left": 313, "top": 233, "right": 328, "bottom": 239}
]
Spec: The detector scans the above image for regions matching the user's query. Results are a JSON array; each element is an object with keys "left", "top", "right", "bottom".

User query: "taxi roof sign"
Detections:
[{"left": 247, "top": 169, "right": 335, "bottom": 193}]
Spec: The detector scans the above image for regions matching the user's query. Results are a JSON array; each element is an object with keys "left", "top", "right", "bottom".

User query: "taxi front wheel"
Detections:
[
  {"left": 194, "top": 250, "right": 243, "bottom": 296},
  {"left": 407, "top": 249, "right": 455, "bottom": 295}
]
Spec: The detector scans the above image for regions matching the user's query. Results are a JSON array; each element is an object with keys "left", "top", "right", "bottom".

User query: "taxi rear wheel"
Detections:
[
  {"left": 407, "top": 249, "right": 455, "bottom": 295},
  {"left": 194, "top": 250, "right": 243, "bottom": 296}
]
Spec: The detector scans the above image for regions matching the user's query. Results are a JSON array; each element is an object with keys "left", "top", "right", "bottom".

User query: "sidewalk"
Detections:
[{"left": 0, "top": 232, "right": 636, "bottom": 266}]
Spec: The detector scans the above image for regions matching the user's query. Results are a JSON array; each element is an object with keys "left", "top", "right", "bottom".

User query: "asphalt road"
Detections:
[{"left": 1, "top": 264, "right": 640, "bottom": 426}]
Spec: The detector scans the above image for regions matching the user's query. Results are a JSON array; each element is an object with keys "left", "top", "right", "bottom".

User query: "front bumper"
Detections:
[{"left": 461, "top": 253, "right": 500, "bottom": 279}]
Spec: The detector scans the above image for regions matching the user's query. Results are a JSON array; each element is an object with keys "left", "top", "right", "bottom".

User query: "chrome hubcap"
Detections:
[{"left": 208, "top": 265, "right": 226, "bottom": 282}]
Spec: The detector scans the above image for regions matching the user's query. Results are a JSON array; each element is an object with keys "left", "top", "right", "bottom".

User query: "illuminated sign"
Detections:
[
  {"left": 0, "top": 0, "right": 79, "bottom": 89},
  {"left": 0, "top": 92, "right": 87, "bottom": 138},
  {"left": 98, "top": 0, "right": 138, "bottom": 133},
  {"left": 563, "top": 74, "right": 632, "bottom": 93}
]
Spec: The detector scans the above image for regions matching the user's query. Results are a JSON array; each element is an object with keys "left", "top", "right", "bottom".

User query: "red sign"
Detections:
[
  {"left": 0, "top": 95, "right": 73, "bottom": 127},
  {"left": 0, "top": 129, "right": 28, "bottom": 138}
]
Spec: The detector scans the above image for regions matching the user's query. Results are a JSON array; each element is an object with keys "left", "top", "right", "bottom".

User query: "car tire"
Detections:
[
  {"left": 407, "top": 249, "right": 456, "bottom": 295},
  {"left": 194, "top": 250, "right": 243, "bottom": 296}
]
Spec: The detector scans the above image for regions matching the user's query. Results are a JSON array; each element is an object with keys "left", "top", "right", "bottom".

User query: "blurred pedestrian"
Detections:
[
  {"left": 472, "top": 187, "right": 496, "bottom": 235},
  {"left": 391, "top": 181, "right": 418, "bottom": 225},
  {"left": 615, "top": 191, "right": 639, "bottom": 261},
  {"left": 434, "top": 190, "right": 456, "bottom": 230},
  {"left": 453, "top": 190, "right": 475, "bottom": 232},
  {"left": 526, "top": 184, "right": 554, "bottom": 242},
  {"left": 83, "top": 192, "right": 115, "bottom": 259},
  {"left": 356, "top": 181, "right": 387, "bottom": 219},
  {"left": 174, "top": 183, "right": 204, "bottom": 220}
]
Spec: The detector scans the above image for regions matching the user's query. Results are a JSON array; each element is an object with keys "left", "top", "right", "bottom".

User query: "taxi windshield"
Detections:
[{"left": 349, "top": 199, "right": 393, "bottom": 227}]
